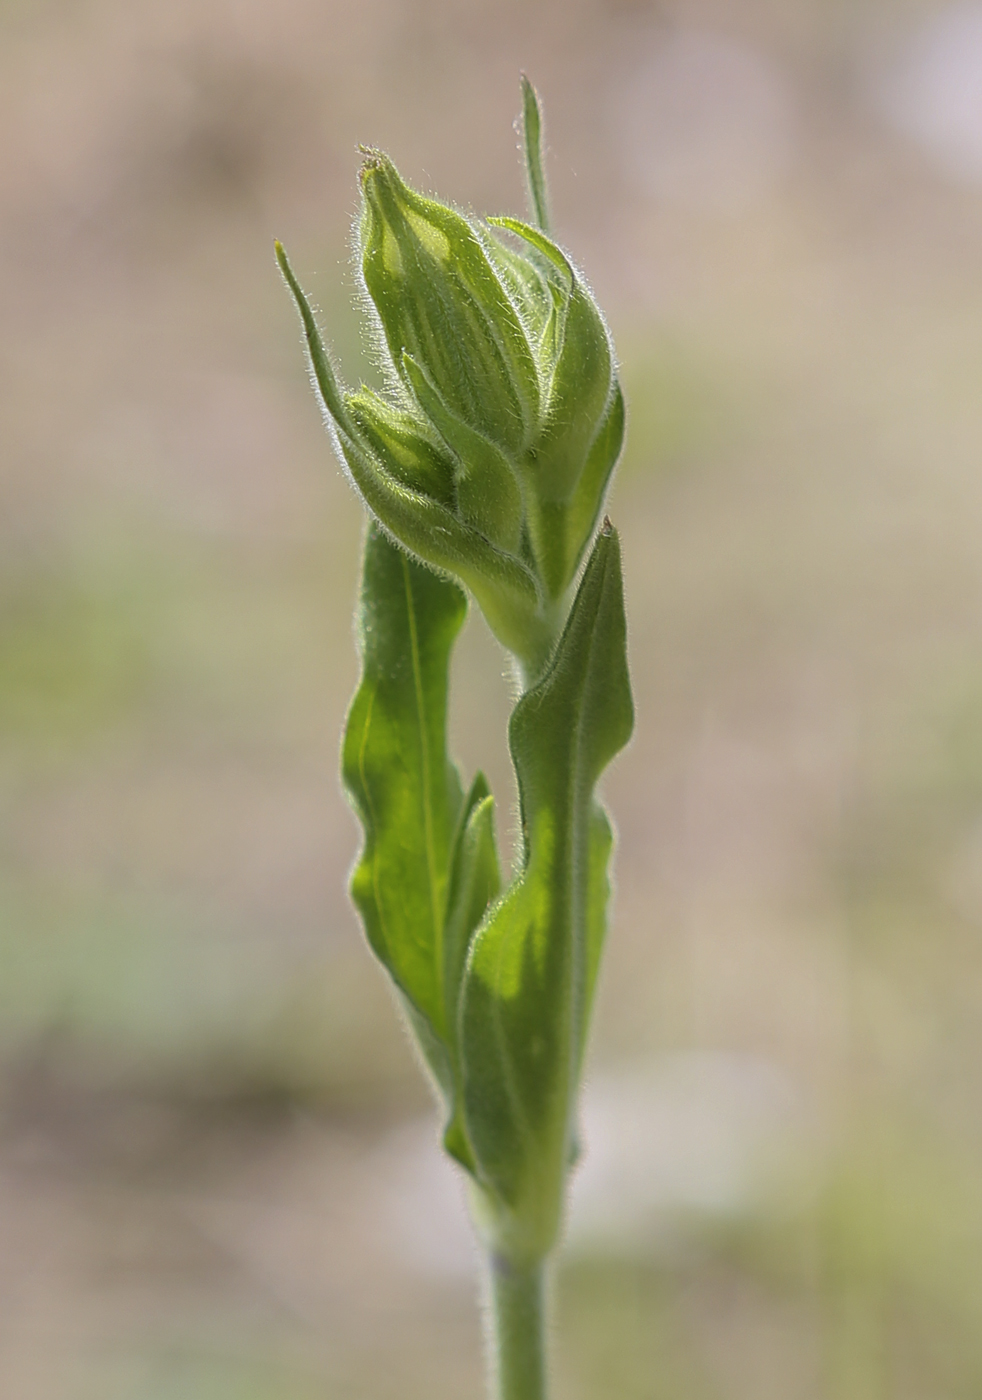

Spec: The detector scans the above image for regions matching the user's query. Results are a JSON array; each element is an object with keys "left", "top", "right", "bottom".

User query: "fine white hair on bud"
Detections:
[{"left": 278, "top": 92, "right": 624, "bottom": 682}]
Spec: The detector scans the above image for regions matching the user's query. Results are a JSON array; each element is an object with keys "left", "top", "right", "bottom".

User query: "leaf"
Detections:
[
  {"left": 342, "top": 524, "right": 500, "bottom": 1168},
  {"left": 583, "top": 802, "right": 615, "bottom": 1056},
  {"left": 460, "top": 523, "right": 633, "bottom": 1260},
  {"left": 442, "top": 773, "right": 501, "bottom": 1168},
  {"left": 343, "top": 523, "right": 466, "bottom": 1040},
  {"left": 445, "top": 775, "right": 502, "bottom": 1035},
  {"left": 565, "top": 382, "right": 626, "bottom": 581},
  {"left": 521, "top": 75, "right": 551, "bottom": 234}
]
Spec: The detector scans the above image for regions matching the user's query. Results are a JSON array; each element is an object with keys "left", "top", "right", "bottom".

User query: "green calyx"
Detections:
[
  {"left": 359, "top": 151, "right": 541, "bottom": 458},
  {"left": 276, "top": 84, "right": 623, "bottom": 679}
]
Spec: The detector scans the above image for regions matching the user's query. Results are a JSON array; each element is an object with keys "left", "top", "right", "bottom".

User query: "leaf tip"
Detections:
[{"left": 519, "top": 73, "right": 550, "bottom": 234}]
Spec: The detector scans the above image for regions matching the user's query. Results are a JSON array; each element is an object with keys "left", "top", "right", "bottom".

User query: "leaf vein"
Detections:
[
  {"left": 357, "top": 683, "right": 390, "bottom": 954},
  {"left": 402, "top": 552, "right": 444, "bottom": 1018}
]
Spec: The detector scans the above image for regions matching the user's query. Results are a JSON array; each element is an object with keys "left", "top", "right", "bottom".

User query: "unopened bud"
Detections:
[{"left": 277, "top": 92, "right": 624, "bottom": 678}]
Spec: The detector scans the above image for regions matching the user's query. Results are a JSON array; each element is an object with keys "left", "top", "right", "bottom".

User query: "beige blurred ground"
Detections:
[{"left": 5, "top": 0, "right": 982, "bottom": 1394}]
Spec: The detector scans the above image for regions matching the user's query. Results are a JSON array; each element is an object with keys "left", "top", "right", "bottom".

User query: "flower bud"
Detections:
[
  {"left": 360, "top": 153, "right": 540, "bottom": 459},
  {"left": 277, "top": 117, "right": 624, "bottom": 678}
]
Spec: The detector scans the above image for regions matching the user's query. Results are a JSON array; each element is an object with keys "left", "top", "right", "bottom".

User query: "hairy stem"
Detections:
[{"left": 488, "top": 1254, "right": 548, "bottom": 1400}]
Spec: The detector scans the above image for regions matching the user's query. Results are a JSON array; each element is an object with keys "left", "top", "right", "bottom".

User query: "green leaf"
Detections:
[
  {"left": 460, "top": 523, "right": 633, "bottom": 1262},
  {"left": 445, "top": 774, "right": 501, "bottom": 1037},
  {"left": 343, "top": 523, "right": 467, "bottom": 1040},
  {"left": 341, "top": 524, "right": 500, "bottom": 1170},
  {"left": 564, "top": 381, "right": 627, "bottom": 582},
  {"left": 442, "top": 773, "right": 501, "bottom": 1168},
  {"left": 521, "top": 75, "right": 551, "bottom": 234},
  {"left": 583, "top": 803, "right": 615, "bottom": 1054}
]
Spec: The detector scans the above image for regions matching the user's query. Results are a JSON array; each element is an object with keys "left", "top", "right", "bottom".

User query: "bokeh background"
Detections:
[{"left": 5, "top": 0, "right": 982, "bottom": 1394}]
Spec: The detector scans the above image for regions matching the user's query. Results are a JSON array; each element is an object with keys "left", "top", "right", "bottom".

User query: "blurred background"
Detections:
[{"left": 5, "top": 0, "right": 982, "bottom": 1394}]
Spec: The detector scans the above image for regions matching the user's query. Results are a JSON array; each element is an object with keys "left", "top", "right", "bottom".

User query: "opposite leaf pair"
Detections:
[{"left": 343, "top": 519, "right": 631, "bottom": 1266}]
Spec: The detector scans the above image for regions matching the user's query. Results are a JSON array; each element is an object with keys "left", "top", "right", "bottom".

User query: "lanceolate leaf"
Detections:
[
  {"left": 460, "top": 524, "right": 633, "bottom": 1261},
  {"left": 442, "top": 774, "right": 501, "bottom": 1167},
  {"left": 521, "top": 74, "right": 551, "bottom": 235},
  {"left": 343, "top": 523, "right": 465, "bottom": 1034},
  {"left": 445, "top": 775, "right": 501, "bottom": 1036},
  {"left": 342, "top": 523, "right": 500, "bottom": 1170}
]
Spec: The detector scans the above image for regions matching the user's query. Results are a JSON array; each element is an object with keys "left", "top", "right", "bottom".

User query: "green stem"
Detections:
[{"left": 488, "top": 1254, "right": 548, "bottom": 1400}]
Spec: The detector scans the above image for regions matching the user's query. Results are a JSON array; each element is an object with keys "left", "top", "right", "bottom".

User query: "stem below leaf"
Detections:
[{"left": 488, "top": 1254, "right": 548, "bottom": 1400}]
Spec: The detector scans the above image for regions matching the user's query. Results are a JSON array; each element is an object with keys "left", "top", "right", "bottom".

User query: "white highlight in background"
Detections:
[
  {"left": 871, "top": 4, "right": 982, "bottom": 183},
  {"left": 378, "top": 1052, "right": 801, "bottom": 1279}
]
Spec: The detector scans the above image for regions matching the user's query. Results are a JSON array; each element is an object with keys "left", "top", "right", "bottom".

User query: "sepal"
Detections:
[
  {"left": 402, "top": 354, "right": 524, "bottom": 554},
  {"left": 346, "top": 388, "right": 456, "bottom": 507},
  {"left": 360, "top": 152, "right": 540, "bottom": 455}
]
